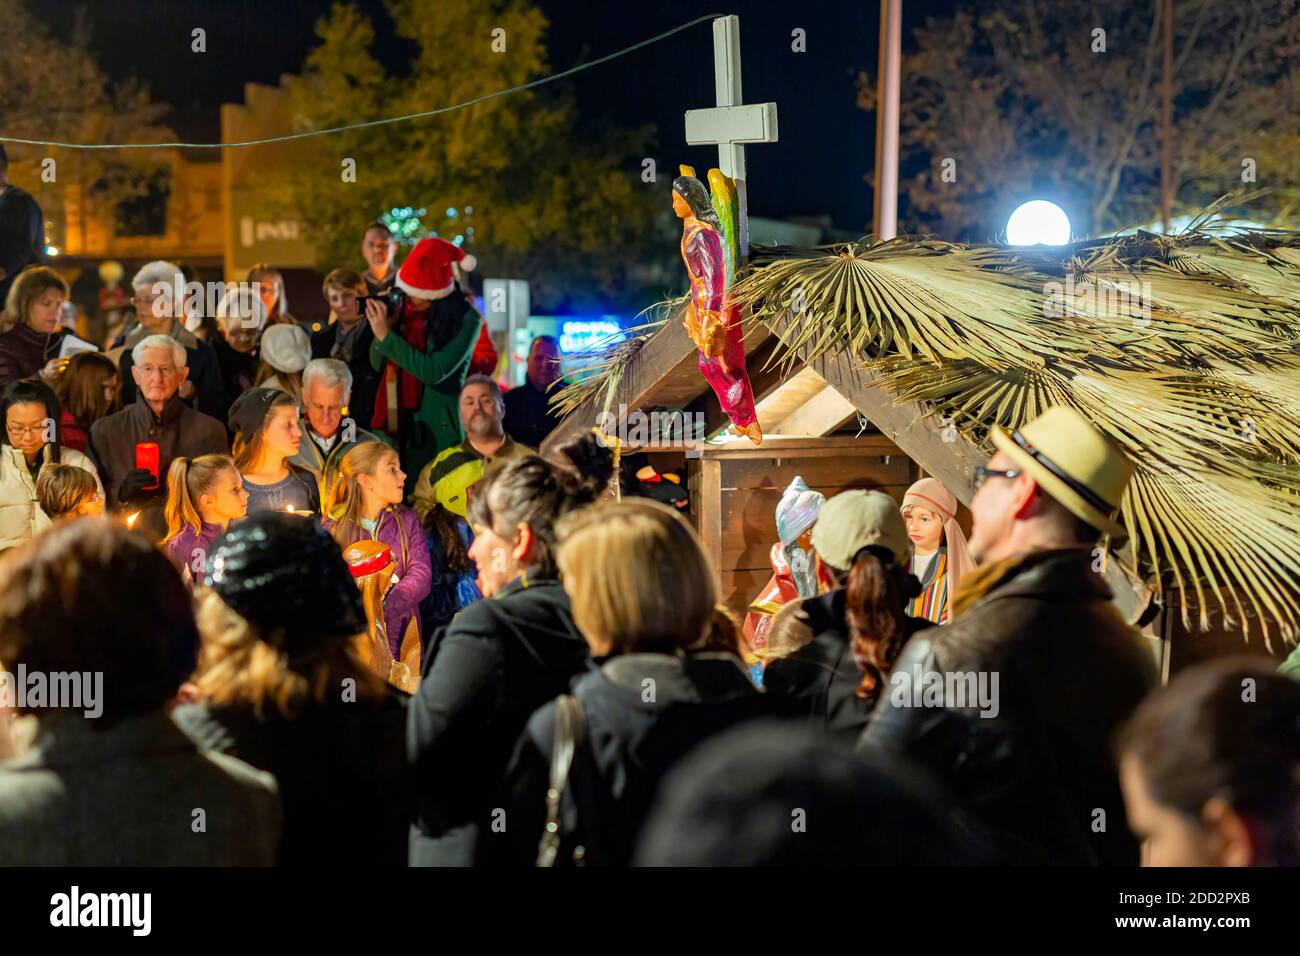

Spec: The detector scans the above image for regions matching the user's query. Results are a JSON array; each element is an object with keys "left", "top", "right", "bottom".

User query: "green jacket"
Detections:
[{"left": 369, "top": 298, "right": 481, "bottom": 477}]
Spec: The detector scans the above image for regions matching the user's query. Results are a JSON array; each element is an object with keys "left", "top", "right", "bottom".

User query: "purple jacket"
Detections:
[
  {"left": 329, "top": 506, "right": 432, "bottom": 657},
  {"left": 163, "top": 522, "right": 225, "bottom": 588}
]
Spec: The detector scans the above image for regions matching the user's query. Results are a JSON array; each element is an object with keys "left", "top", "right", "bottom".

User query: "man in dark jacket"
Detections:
[
  {"left": 408, "top": 576, "right": 590, "bottom": 865},
  {"left": 0, "top": 144, "right": 44, "bottom": 306},
  {"left": 87, "top": 334, "right": 229, "bottom": 540},
  {"left": 861, "top": 406, "right": 1157, "bottom": 865},
  {"left": 503, "top": 335, "right": 566, "bottom": 449},
  {"left": 312, "top": 268, "right": 380, "bottom": 432}
]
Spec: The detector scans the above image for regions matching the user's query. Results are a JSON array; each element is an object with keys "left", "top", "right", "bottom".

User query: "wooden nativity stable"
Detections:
[
  {"left": 543, "top": 224, "right": 1300, "bottom": 678},
  {"left": 542, "top": 307, "right": 980, "bottom": 633}
]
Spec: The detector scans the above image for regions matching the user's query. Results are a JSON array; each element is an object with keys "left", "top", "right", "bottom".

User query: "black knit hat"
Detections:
[
  {"left": 227, "top": 387, "right": 288, "bottom": 443},
  {"left": 207, "top": 512, "right": 364, "bottom": 653}
]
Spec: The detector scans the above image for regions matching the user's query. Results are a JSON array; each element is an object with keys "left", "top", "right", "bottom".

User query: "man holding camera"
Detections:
[{"left": 312, "top": 268, "right": 382, "bottom": 432}]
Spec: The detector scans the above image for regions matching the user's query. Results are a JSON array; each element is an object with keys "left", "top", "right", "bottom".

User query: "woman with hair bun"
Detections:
[{"left": 407, "top": 432, "right": 613, "bottom": 866}]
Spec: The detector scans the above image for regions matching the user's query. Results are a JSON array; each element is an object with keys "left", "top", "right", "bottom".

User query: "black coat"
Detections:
[
  {"left": 861, "top": 548, "right": 1157, "bottom": 866},
  {"left": 86, "top": 392, "right": 229, "bottom": 538},
  {"left": 407, "top": 576, "right": 590, "bottom": 866},
  {"left": 312, "top": 319, "right": 380, "bottom": 435},
  {"left": 763, "top": 589, "right": 926, "bottom": 739},
  {"left": 0, "top": 185, "right": 44, "bottom": 305},
  {"left": 174, "top": 687, "right": 410, "bottom": 867},
  {"left": 211, "top": 335, "right": 259, "bottom": 426},
  {"left": 483, "top": 652, "right": 773, "bottom": 866}
]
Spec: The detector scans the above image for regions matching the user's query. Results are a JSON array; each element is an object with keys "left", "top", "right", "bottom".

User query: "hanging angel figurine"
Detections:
[{"left": 673, "top": 165, "right": 762, "bottom": 443}]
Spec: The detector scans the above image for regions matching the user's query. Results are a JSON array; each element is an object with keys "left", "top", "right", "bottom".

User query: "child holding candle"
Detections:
[{"left": 228, "top": 388, "right": 319, "bottom": 516}]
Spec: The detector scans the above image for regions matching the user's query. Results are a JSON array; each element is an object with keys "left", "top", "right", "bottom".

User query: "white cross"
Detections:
[{"left": 684, "top": 15, "right": 779, "bottom": 262}]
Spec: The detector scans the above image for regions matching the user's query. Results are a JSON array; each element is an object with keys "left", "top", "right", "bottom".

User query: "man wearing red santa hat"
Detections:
[{"left": 364, "top": 237, "right": 494, "bottom": 493}]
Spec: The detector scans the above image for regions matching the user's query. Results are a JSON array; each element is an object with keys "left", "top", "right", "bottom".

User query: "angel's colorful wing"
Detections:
[{"left": 708, "top": 168, "right": 740, "bottom": 287}]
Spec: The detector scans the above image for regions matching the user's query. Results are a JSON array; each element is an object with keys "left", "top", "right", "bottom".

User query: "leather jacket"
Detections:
[{"left": 861, "top": 548, "right": 1157, "bottom": 865}]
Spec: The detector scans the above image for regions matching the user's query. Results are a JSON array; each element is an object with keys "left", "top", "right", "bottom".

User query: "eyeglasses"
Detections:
[
  {"left": 137, "top": 365, "right": 178, "bottom": 379},
  {"left": 973, "top": 465, "right": 1022, "bottom": 491},
  {"left": 6, "top": 422, "right": 48, "bottom": 439}
]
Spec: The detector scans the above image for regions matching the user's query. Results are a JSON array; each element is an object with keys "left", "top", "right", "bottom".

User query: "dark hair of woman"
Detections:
[
  {"left": 823, "top": 546, "right": 922, "bottom": 700},
  {"left": 1, "top": 378, "right": 63, "bottom": 463},
  {"left": 422, "top": 503, "right": 473, "bottom": 575},
  {"left": 467, "top": 432, "right": 614, "bottom": 580},
  {"left": 1117, "top": 658, "right": 1300, "bottom": 866}
]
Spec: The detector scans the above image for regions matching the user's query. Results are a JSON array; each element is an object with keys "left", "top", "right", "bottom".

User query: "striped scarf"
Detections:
[{"left": 909, "top": 550, "right": 949, "bottom": 624}]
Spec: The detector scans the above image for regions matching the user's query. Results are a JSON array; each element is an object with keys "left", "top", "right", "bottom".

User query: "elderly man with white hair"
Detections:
[
  {"left": 87, "top": 334, "right": 228, "bottom": 539},
  {"left": 116, "top": 260, "right": 225, "bottom": 421},
  {"left": 288, "top": 357, "right": 390, "bottom": 505}
]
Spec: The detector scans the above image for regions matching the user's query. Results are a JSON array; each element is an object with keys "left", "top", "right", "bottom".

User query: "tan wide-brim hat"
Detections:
[{"left": 990, "top": 405, "right": 1133, "bottom": 540}]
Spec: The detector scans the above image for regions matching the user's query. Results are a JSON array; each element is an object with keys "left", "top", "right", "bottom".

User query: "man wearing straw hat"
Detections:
[{"left": 862, "top": 406, "right": 1156, "bottom": 866}]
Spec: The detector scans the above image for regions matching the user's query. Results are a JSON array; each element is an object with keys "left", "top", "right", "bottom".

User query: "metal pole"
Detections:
[
  {"left": 873, "top": 0, "right": 901, "bottom": 240},
  {"left": 1160, "top": 0, "right": 1174, "bottom": 234}
]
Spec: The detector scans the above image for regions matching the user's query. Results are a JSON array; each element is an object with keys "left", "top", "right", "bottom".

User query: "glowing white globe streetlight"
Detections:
[{"left": 1006, "top": 200, "right": 1071, "bottom": 246}]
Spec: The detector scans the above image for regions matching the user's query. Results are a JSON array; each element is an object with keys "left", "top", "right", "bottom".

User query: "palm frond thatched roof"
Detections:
[{"left": 732, "top": 222, "right": 1300, "bottom": 646}]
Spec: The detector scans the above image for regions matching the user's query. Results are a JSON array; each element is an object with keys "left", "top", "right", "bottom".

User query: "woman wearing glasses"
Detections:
[{"left": 0, "top": 379, "right": 102, "bottom": 550}]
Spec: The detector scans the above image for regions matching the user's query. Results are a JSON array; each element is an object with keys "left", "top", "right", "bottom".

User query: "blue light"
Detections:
[
  {"left": 446, "top": 207, "right": 457, "bottom": 219},
  {"left": 559, "top": 318, "right": 622, "bottom": 353}
]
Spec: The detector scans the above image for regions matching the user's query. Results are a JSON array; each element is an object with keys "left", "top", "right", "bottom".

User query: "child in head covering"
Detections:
[
  {"left": 742, "top": 476, "right": 826, "bottom": 676},
  {"left": 900, "top": 477, "right": 976, "bottom": 624}
]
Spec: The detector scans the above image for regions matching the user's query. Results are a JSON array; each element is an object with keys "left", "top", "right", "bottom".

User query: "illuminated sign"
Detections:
[{"left": 559, "top": 319, "right": 622, "bottom": 353}]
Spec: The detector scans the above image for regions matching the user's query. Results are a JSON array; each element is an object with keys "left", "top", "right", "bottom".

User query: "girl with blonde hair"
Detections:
[
  {"left": 160, "top": 453, "right": 248, "bottom": 587},
  {"left": 325, "top": 439, "right": 431, "bottom": 661}
]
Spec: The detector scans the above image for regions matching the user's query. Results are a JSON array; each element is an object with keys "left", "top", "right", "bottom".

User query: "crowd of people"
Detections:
[{"left": 0, "top": 202, "right": 1296, "bottom": 867}]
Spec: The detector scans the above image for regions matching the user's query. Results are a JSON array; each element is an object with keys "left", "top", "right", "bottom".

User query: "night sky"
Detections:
[{"left": 33, "top": 0, "right": 958, "bottom": 232}]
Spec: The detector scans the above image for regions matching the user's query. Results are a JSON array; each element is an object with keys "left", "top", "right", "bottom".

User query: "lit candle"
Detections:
[{"left": 125, "top": 511, "right": 141, "bottom": 529}]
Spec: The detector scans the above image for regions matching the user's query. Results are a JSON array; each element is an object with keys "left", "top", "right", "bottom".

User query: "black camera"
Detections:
[{"left": 356, "top": 286, "right": 406, "bottom": 318}]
